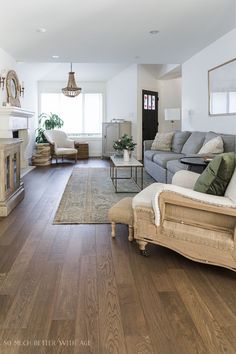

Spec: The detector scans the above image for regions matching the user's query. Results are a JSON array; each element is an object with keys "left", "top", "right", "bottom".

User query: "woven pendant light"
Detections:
[{"left": 62, "top": 63, "right": 82, "bottom": 97}]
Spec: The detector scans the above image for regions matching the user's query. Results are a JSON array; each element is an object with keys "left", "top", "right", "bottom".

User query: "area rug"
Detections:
[{"left": 53, "top": 167, "right": 154, "bottom": 224}]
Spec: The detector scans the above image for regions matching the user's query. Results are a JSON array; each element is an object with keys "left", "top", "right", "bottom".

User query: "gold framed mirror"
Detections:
[
  {"left": 208, "top": 58, "right": 236, "bottom": 116},
  {"left": 6, "top": 70, "right": 21, "bottom": 107}
]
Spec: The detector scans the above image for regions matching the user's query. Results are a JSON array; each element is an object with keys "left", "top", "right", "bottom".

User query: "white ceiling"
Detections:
[
  {"left": 18, "top": 62, "right": 130, "bottom": 81},
  {"left": 0, "top": 0, "right": 235, "bottom": 63}
]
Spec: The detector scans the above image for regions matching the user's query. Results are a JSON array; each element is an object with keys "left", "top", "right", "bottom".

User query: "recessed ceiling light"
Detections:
[
  {"left": 36, "top": 28, "right": 47, "bottom": 33},
  {"left": 52, "top": 55, "right": 59, "bottom": 59},
  {"left": 149, "top": 30, "right": 159, "bottom": 35}
]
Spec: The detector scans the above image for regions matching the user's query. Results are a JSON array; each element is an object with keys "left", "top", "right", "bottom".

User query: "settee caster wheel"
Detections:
[{"left": 140, "top": 249, "right": 149, "bottom": 257}]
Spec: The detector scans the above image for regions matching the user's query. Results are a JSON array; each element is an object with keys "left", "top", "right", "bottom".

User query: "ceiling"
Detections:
[
  {"left": 18, "top": 62, "right": 130, "bottom": 82},
  {"left": 0, "top": 0, "right": 235, "bottom": 63}
]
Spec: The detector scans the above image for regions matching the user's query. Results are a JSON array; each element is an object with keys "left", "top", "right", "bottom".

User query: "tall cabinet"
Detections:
[
  {"left": 0, "top": 139, "right": 24, "bottom": 216},
  {"left": 102, "top": 121, "right": 131, "bottom": 157}
]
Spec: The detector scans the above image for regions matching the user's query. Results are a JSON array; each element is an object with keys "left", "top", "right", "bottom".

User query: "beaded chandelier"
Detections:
[{"left": 62, "top": 63, "right": 81, "bottom": 97}]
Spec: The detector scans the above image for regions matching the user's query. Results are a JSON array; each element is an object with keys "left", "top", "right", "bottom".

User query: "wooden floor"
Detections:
[{"left": 0, "top": 159, "right": 235, "bottom": 354}]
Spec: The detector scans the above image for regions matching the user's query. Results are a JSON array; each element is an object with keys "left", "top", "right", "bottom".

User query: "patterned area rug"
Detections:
[{"left": 53, "top": 167, "right": 154, "bottom": 224}]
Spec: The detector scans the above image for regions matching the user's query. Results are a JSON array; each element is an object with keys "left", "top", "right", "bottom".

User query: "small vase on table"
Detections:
[{"left": 123, "top": 149, "right": 130, "bottom": 162}]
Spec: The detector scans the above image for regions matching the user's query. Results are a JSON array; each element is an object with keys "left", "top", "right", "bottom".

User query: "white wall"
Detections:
[
  {"left": 182, "top": 28, "right": 236, "bottom": 133},
  {"left": 17, "top": 63, "right": 38, "bottom": 162},
  {"left": 106, "top": 64, "right": 138, "bottom": 152},
  {"left": 157, "top": 78, "right": 182, "bottom": 133},
  {"left": 0, "top": 48, "right": 16, "bottom": 105}
]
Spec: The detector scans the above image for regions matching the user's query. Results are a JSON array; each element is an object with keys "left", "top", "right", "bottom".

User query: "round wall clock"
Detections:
[{"left": 6, "top": 70, "right": 21, "bottom": 107}]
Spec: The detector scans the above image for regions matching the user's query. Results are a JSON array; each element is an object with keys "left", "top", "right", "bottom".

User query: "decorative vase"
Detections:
[{"left": 123, "top": 149, "right": 130, "bottom": 162}]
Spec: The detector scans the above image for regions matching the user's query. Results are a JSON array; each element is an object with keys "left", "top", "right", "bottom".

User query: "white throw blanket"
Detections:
[{"left": 151, "top": 184, "right": 236, "bottom": 227}]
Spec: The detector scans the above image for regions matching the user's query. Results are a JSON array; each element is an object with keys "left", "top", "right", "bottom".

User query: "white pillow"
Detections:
[
  {"left": 151, "top": 132, "right": 173, "bottom": 151},
  {"left": 224, "top": 167, "right": 236, "bottom": 203},
  {"left": 198, "top": 136, "right": 224, "bottom": 154}
]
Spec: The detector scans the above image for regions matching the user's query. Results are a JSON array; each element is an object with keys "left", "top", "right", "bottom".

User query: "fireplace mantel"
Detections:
[
  {"left": 0, "top": 107, "right": 34, "bottom": 118},
  {"left": 0, "top": 106, "right": 34, "bottom": 138},
  {"left": 0, "top": 106, "right": 35, "bottom": 169}
]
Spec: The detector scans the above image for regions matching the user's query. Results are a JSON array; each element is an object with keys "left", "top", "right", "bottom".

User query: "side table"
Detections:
[{"left": 74, "top": 142, "right": 89, "bottom": 159}]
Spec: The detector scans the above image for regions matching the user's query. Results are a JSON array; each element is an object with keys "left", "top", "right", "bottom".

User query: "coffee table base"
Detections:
[{"left": 110, "top": 165, "right": 143, "bottom": 193}]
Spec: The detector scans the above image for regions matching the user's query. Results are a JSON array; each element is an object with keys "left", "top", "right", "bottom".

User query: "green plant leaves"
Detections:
[{"left": 35, "top": 112, "right": 64, "bottom": 143}]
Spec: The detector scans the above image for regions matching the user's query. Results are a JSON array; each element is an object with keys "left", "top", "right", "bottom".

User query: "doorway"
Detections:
[{"left": 142, "top": 90, "right": 159, "bottom": 158}]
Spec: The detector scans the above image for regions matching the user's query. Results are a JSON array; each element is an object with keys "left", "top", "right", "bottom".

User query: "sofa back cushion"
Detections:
[
  {"left": 194, "top": 152, "right": 235, "bottom": 196},
  {"left": 181, "top": 132, "right": 206, "bottom": 155},
  {"left": 172, "top": 131, "right": 191, "bottom": 153}
]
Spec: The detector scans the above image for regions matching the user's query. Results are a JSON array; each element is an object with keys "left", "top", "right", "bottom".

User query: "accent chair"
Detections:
[{"left": 44, "top": 130, "right": 77, "bottom": 163}]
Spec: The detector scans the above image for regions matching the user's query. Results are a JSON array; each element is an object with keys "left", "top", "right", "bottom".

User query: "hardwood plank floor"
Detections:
[{"left": 0, "top": 159, "right": 235, "bottom": 354}]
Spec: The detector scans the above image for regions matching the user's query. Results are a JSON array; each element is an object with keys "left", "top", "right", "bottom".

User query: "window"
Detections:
[
  {"left": 40, "top": 92, "right": 103, "bottom": 136},
  {"left": 211, "top": 91, "right": 236, "bottom": 115}
]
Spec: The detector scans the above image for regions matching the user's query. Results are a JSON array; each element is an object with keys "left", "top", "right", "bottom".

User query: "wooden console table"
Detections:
[{"left": 0, "top": 139, "right": 24, "bottom": 216}]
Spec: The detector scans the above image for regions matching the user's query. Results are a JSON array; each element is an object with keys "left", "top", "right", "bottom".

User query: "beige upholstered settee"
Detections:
[{"left": 132, "top": 169, "right": 236, "bottom": 271}]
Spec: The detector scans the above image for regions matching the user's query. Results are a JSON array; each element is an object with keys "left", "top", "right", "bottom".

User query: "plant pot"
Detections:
[{"left": 123, "top": 149, "right": 130, "bottom": 162}]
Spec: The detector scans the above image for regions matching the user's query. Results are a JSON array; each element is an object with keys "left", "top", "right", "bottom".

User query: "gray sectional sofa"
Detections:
[{"left": 144, "top": 131, "right": 236, "bottom": 183}]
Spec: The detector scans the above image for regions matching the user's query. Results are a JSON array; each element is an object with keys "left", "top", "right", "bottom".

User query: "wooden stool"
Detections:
[{"left": 108, "top": 197, "right": 134, "bottom": 241}]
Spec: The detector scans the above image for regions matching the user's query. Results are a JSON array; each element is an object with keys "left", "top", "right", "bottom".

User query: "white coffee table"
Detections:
[{"left": 110, "top": 156, "right": 143, "bottom": 193}]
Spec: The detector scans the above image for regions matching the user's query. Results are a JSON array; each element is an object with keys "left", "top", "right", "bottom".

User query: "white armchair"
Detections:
[
  {"left": 132, "top": 169, "right": 236, "bottom": 271},
  {"left": 44, "top": 130, "right": 77, "bottom": 163}
]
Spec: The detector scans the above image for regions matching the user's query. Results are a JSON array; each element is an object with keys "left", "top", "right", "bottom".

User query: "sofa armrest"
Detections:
[
  {"left": 158, "top": 191, "right": 236, "bottom": 248},
  {"left": 143, "top": 140, "right": 153, "bottom": 152},
  {"left": 172, "top": 170, "right": 200, "bottom": 189},
  {"left": 152, "top": 184, "right": 236, "bottom": 226}
]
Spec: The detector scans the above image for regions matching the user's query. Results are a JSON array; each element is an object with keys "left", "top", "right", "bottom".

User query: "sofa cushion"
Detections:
[
  {"left": 153, "top": 153, "right": 184, "bottom": 168},
  {"left": 220, "top": 134, "right": 236, "bottom": 153},
  {"left": 144, "top": 150, "right": 158, "bottom": 161},
  {"left": 151, "top": 132, "right": 173, "bottom": 151},
  {"left": 172, "top": 131, "right": 191, "bottom": 153},
  {"left": 144, "top": 150, "right": 169, "bottom": 161},
  {"left": 167, "top": 159, "right": 188, "bottom": 174},
  {"left": 198, "top": 136, "right": 224, "bottom": 154},
  {"left": 194, "top": 152, "right": 235, "bottom": 196},
  {"left": 181, "top": 132, "right": 206, "bottom": 155}
]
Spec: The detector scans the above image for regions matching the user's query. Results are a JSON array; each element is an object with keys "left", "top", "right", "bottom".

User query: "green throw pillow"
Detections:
[{"left": 194, "top": 152, "right": 235, "bottom": 196}]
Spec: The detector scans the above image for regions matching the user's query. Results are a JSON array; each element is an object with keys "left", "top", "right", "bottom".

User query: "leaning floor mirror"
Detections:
[{"left": 208, "top": 58, "right": 236, "bottom": 116}]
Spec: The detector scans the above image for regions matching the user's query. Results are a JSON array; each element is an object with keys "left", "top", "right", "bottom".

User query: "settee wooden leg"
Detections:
[
  {"left": 111, "top": 222, "right": 116, "bottom": 238},
  {"left": 128, "top": 225, "right": 134, "bottom": 242},
  {"left": 137, "top": 240, "right": 149, "bottom": 256}
]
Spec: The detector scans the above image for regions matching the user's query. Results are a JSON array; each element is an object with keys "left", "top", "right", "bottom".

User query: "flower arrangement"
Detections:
[{"left": 113, "top": 134, "right": 137, "bottom": 151}]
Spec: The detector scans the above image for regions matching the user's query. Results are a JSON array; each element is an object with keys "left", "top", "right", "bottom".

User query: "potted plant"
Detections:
[
  {"left": 35, "top": 113, "right": 64, "bottom": 143},
  {"left": 113, "top": 134, "right": 136, "bottom": 161},
  {"left": 32, "top": 113, "right": 64, "bottom": 166}
]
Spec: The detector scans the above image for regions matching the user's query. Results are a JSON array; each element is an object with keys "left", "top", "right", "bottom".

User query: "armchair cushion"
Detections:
[
  {"left": 172, "top": 170, "right": 200, "bottom": 189},
  {"left": 225, "top": 167, "right": 236, "bottom": 203},
  {"left": 194, "top": 152, "right": 235, "bottom": 196}
]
